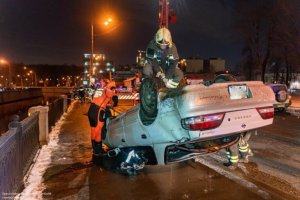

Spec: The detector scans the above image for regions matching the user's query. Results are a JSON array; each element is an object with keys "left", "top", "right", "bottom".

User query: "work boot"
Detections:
[
  {"left": 91, "top": 140, "right": 95, "bottom": 153},
  {"left": 239, "top": 157, "right": 249, "bottom": 163},
  {"left": 223, "top": 161, "right": 238, "bottom": 170},
  {"left": 93, "top": 141, "right": 104, "bottom": 156},
  {"left": 92, "top": 142, "right": 104, "bottom": 164},
  {"left": 248, "top": 149, "right": 254, "bottom": 157}
]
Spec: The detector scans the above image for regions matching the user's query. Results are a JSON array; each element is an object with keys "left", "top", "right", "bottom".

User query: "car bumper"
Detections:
[{"left": 273, "top": 101, "right": 291, "bottom": 109}]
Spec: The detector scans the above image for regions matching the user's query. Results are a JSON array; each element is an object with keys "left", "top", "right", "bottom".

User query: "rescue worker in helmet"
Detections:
[
  {"left": 143, "top": 27, "right": 184, "bottom": 88},
  {"left": 87, "top": 80, "right": 118, "bottom": 159}
]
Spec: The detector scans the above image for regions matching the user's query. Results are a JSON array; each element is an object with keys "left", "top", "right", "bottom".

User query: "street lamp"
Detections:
[
  {"left": 0, "top": 59, "right": 12, "bottom": 87},
  {"left": 90, "top": 17, "right": 114, "bottom": 84}
]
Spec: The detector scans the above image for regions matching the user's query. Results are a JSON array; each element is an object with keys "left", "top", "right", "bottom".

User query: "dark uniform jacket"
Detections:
[{"left": 145, "top": 39, "right": 180, "bottom": 81}]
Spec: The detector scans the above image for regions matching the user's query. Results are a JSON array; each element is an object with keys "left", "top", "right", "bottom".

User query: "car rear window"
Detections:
[{"left": 271, "top": 85, "right": 287, "bottom": 92}]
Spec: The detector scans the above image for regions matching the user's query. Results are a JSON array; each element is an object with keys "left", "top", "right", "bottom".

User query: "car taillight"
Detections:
[
  {"left": 256, "top": 106, "right": 274, "bottom": 119},
  {"left": 181, "top": 113, "right": 225, "bottom": 131}
]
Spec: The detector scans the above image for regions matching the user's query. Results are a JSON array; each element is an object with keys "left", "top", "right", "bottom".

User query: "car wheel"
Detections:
[
  {"left": 139, "top": 78, "right": 160, "bottom": 125},
  {"left": 276, "top": 90, "right": 288, "bottom": 102}
]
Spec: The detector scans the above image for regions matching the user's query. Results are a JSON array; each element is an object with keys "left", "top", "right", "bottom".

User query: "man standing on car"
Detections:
[{"left": 143, "top": 27, "right": 183, "bottom": 88}]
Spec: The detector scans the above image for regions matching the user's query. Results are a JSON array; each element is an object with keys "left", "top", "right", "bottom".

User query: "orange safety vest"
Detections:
[{"left": 92, "top": 88, "right": 116, "bottom": 109}]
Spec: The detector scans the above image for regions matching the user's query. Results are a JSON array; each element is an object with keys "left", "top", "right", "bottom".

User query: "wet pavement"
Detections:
[{"left": 18, "top": 101, "right": 299, "bottom": 200}]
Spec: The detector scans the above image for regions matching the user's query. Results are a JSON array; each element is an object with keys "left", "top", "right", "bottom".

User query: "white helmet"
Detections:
[{"left": 155, "top": 27, "right": 172, "bottom": 48}]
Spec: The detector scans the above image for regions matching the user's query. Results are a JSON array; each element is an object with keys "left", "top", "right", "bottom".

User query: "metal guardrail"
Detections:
[{"left": 0, "top": 112, "right": 39, "bottom": 200}]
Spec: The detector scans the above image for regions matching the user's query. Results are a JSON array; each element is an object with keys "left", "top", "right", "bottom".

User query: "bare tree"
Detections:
[
  {"left": 270, "top": 0, "right": 300, "bottom": 85},
  {"left": 233, "top": 0, "right": 300, "bottom": 83},
  {"left": 233, "top": 1, "right": 273, "bottom": 80}
]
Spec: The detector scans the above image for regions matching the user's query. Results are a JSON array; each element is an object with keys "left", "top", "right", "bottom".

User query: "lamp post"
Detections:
[
  {"left": 17, "top": 74, "right": 24, "bottom": 88},
  {"left": 89, "top": 17, "right": 114, "bottom": 84},
  {"left": 0, "top": 59, "right": 12, "bottom": 87},
  {"left": 29, "top": 71, "right": 34, "bottom": 86},
  {"left": 90, "top": 22, "right": 94, "bottom": 79},
  {"left": 29, "top": 70, "right": 37, "bottom": 86}
]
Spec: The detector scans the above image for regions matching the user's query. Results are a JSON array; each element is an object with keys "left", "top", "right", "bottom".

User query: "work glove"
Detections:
[
  {"left": 156, "top": 72, "right": 179, "bottom": 88},
  {"left": 156, "top": 71, "right": 166, "bottom": 80}
]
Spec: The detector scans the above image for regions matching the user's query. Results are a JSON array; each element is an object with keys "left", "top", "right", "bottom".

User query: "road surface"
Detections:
[{"left": 18, "top": 102, "right": 300, "bottom": 200}]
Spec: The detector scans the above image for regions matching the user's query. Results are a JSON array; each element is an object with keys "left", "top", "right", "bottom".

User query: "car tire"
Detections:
[
  {"left": 139, "top": 77, "right": 160, "bottom": 126},
  {"left": 276, "top": 90, "right": 288, "bottom": 102}
]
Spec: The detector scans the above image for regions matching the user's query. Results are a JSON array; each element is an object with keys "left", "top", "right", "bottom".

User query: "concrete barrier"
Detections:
[
  {"left": 60, "top": 95, "right": 68, "bottom": 112},
  {"left": 28, "top": 106, "right": 49, "bottom": 145}
]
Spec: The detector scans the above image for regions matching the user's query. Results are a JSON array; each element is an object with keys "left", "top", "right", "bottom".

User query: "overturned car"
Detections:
[{"left": 101, "top": 79, "right": 274, "bottom": 174}]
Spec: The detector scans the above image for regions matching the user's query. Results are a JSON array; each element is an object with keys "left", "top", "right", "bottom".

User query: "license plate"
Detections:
[{"left": 228, "top": 85, "right": 251, "bottom": 100}]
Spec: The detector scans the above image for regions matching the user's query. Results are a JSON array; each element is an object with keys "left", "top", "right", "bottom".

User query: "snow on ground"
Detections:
[
  {"left": 287, "top": 107, "right": 300, "bottom": 117},
  {"left": 15, "top": 103, "right": 75, "bottom": 200}
]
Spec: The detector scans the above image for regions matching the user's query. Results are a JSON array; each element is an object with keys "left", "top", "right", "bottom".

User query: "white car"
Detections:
[{"left": 102, "top": 81, "right": 274, "bottom": 174}]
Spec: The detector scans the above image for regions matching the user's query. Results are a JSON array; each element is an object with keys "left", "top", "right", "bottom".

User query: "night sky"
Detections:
[{"left": 0, "top": 0, "right": 242, "bottom": 69}]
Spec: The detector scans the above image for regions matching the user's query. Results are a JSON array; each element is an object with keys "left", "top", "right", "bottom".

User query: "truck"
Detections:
[{"left": 101, "top": 78, "right": 275, "bottom": 175}]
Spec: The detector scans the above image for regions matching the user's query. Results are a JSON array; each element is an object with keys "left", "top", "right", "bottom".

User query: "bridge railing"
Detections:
[
  {"left": 0, "top": 112, "right": 39, "bottom": 200},
  {"left": 0, "top": 95, "right": 71, "bottom": 199}
]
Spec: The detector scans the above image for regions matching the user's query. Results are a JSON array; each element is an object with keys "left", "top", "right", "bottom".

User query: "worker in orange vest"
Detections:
[{"left": 88, "top": 80, "right": 118, "bottom": 157}]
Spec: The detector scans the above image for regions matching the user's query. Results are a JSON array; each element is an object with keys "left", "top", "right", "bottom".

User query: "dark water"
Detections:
[{"left": 0, "top": 97, "right": 57, "bottom": 135}]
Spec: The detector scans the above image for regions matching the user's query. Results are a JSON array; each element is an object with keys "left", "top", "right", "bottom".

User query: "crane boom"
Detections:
[{"left": 159, "top": 0, "right": 169, "bottom": 28}]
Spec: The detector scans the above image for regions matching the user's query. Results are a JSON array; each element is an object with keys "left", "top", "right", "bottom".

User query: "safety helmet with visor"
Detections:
[{"left": 155, "top": 27, "right": 172, "bottom": 49}]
